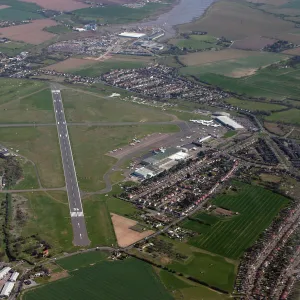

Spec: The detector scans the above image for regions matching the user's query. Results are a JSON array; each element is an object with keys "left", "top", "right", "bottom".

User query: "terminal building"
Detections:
[{"left": 215, "top": 116, "right": 244, "bottom": 130}]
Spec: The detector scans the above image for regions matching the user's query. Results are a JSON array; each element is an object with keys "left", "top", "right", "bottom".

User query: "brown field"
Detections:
[
  {"left": 178, "top": 0, "right": 294, "bottom": 41},
  {"left": 229, "top": 68, "right": 257, "bottom": 78},
  {"left": 111, "top": 213, "right": 154, "bottom": 247},
  {"left": 20, "top": 0, "right": 89, "bottom": 11},
  {"left": 0, "top": 19, "right": 58, "bottom": 44},
  {"left": 283, "top": 47, "right": 300, "bottom": 55},
  {"left": 180, "top": 49, "right": 258, "bottom": 66},
  {"left": 231, "top": 36, "right": 276, "bottom": 51},
  {"left": 44, "top": 58, "right": 97, "bottom": 72},
  {"left": 0, "top": 5, "right": 10, "bottom": 9}
]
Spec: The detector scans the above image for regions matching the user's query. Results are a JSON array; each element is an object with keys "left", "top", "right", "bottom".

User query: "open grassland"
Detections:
[
  {"left": 62, "top": 88, "right": 173, "bottom": 123},
  {"left": 265, "top": 108, "right": 300, "bottom": 125},
  {"left": 225, "top": 98, "right": 287, "bottom": 111},
  {"left": 44, "top": 25, "right": 72, "bottom": 34},
  {"left": 69, "top": 124, "right": 179, "bottom": 191},
  {"left": 13, "top": 160, "right": 39, "bottom": 189},
  {"left": 0, "top": 88, "right": 54, "bottom": 123},
  {"left": 19, "top": 192, "right": 75, "bottom": 253},
  {"left": 24, "top": 258, "right": 173, "bottom": 300},
  {"left": 45, "top": 58, "right": 99, "bottom": 72},
  {"left": 0, "top": 127, "right": 64, "bottom": 188},
  {"left": 198, "top": 65, "right": 300, "bottom": 100},
  {"left": 82, "top": 196, "right": 116, "bottom": 247},
  {"left": 0, "top": 19, "right": 58, "bottom": 44},
  {"left": 0, "top": 0, "right": 44, "bottom": 21},
  {"left": 170, "top": 251, "right": 236, "bottom": 292},
  {"left": 73, "top": 2, "right": 172, "bottom": 24},
  {"left": 0, "top": 41, "right": 31, "bottom": 56},
  {"left": 183, "top": 182, "right": 289, "bottom": 259},
  {"left": 71, "top": 56, "right": 152, "bottom": 77},
  {"left": 177, "top": 0, "right": 295, "bottom": 42},
  {"left": 169, "top": 35, "right": 221, "bottom": 51},
  {"left": 57, "top": 251, "right": 108, "bottom": 271},
  {"left": 159, "top": 270, "right": 230, "bottom": 300},
  {"left": 180, "top": 52, "right": 286, "bottom": 78}
]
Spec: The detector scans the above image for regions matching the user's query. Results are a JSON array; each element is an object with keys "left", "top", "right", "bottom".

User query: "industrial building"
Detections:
[
  {"left": 118, "top": 32, "right": 146, "bottom": 38},
  {"left": 0, "top": 267, "right": 10, "bottom": 280},
  {"left": 0, "top": 282, "right": 14, "bottom": 298},
  {"left": 215, "top": 116, "right": 244, "bottom": 130},
  {"left": 9, "top": 272, "right": 19, "bottom": 282}
]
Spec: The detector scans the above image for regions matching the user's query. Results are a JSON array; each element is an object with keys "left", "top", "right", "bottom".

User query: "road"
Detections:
[{"left": 51, "top": 88, "right": 90, "bottom": 247}]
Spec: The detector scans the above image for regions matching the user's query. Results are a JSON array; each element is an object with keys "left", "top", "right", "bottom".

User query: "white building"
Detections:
[
  {"left": 118, "top": 32, "right": 146, "bottom": 38},
  {"left": 0, "top": 282, "right": 14, "bottom": 298},
  {"left": 9, "top": 272, "right": 19, "bottom": 282},
  {"left": 0, "top": 267, "right": 11, "bottom": 280},
  {"left": 215, "top": 116, "right": 244, "bottom": 130},
  {"left": 133, "top": 167, "right": 155, "bottom": 179}
]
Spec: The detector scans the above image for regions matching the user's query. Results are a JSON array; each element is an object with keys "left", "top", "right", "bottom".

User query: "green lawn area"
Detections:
[
  {"left": 0, "top": 41, "right": 32, "bottom": 56},
  {"left": 83, "top": 196, "right": 116, "bottom": 247},
  {"left": 62, "top": 89, "right": 172, "bottom": 123},
  {"left": 171, "top": 35, "right": 221, "bottom": 51},
  {"left": 196, "top": 64, "right": 300, "bottom": 100},
  {"left": 23, "top": 258, "right": 173, "bottom": 300},
  {"left": 183, "top": 182, "right": 289, "bottom": 259},
  {"left": 223, "top": 130, "right": 237, "bottom": 138},
  {"left": 225, "top": 98, "right": 287, "bottom": 112},
  {"left": 12, "top": 160, "right": 39, "bottom": 190},
  {"left": 71, "top": 60, "right": 148, "bottom": 77},
  {"left": 265, "top": 108, "right": 300, "bottom": 125},
  {"left": 69, "top": 124, "right": 179, "bottom": 191},
  {"left": 180, "top": 53, "right": 285, "bottom": 77},
  {"left": 57, "top": 251, "right": 108, "bottom": 271},
  {"left": 170, "top": 252, "right": 236, "bottom": 292},
  {"left": 44, "top": 25, "right": 71, "bottom": 34},
  {"left": 0, "top": 127, "right": 64, "bottom": 188},
  {"left": 73, "top": 2, "right": 172, "bottom": 24},
  {"left": 19, "top": 192, "right": 75, "bottom": 253}
]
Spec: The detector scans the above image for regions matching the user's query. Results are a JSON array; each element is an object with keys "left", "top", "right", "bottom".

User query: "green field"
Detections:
[
  {"left": 223, "top": 130, "right": 237, "bottom": 138},
  {"left": 73, "top": 2, "right": 172, "bottom": 24},
  {"left": 0, "top": 127, "right": 64, "bottom": 188},
  {"left": 12, "top": 160, "right": 39, "bottom": 189},
  {"left": 182, "top": 182, "right": 289, "bottom": 259},
  {"left": 170, "top": 252, "right": 236, "bottom": 291},
  {"left": 225, "top": 98, "right": 287, "bottom": 112},
  {"left": 69, "top": 124, "right": 179, "bottom": 191},
  {"left": 19, "top": 192, "right": 75, "bottom": 253},
  {"left": 83, "top": 196, "right": 116, "bottom": 247},
  {"left": 265, "top": 108, "right": 300, "bottom": 125},
  {"left": 44, "top": 25, "right": 71, "bottom": 34},
  {"left": 171, "top": 35, "right": 221, "bottom": 51},
  {"left": 71, "top": 60, "right": 148, "bottom": 77},
  {"left": 180, "top": 53, "right": 285, "bottom": 77},
  {"left": 62, "top": 89, "right": 172, "bottom": 123},
  {"left": 24, "top": 258, "right": 173, "bottom": 300},
  {"left": 57, "top": 251, "right": 108, "bottom": 271},
  {"left": 0, "top": 41, "right": 31, "bottom": 56},
  {"left": 0, "top": 0, "right": 44, "bottom": 21}
]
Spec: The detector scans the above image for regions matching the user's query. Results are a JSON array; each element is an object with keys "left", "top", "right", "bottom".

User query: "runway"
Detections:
[{"left": 51, "top": 89, "right": 90, "bottom": 247}]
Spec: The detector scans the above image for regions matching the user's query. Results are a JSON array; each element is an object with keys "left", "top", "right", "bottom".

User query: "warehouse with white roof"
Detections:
[
  {"left": 9, "top": 272, "right": 19, "bottom": 282},
  {"left": 0, "top": 267, "right": 10, "bottom": 280},
  {"left": 118, "top": 32, "right": 146, "bottom": 38},
  {"left": 215, "top": 116, "right": 244, "bottom": 130},
  {"left": 0, "top": 281, "right": 14, "bottom": 298}
]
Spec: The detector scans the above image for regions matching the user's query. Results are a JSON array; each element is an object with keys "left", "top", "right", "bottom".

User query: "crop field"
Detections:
[
  {"left": 0, "top": 41, "right": 31, "bottom": 56},
  {"left": 225, "top": 98, "right": 287, "bottom": 112},
  {"left": 198, "top": 65, "right": 300, "bottom": 100},
  {"left": 183, "top": 182, "right": 289, "bottom": 259},
  {"left": 61, "top": 88, "right": 172, "bottom": 123},
  {"left": 19, "top": 192, "right": 75, "bottom": 253},
  {"left": 0, "top": 127, "right": 64, "bottom": 188},
  {"left": 44, "top": 25, "right": 72, "bottom": 34},
  {"left": 265, "top": 108, "right": 300, "bottom": 125},
  {"left": 69, "top": 124, "right": 179, "bottom": 191},
  {"left": 170, "top": 35, "right": 221, "bottom": 51},
  {"left": 180, "top": 52, "right": 286, "bottom": 78},
  {"left": 177, "top": 0, "right": 294, "bottom": 41},
  {"left": 0, "top": 88, "right": 54, "bottom": 123},
  {"left": 170, "top": 251, "right": 236, "bottom": 291},
  {"left": 45, "top": 58, "right": 99, "bottom": 72},
  {"left": 0, "top": 19, "right": 58, "bottom": 44},
  {"left": 20, "top": 0, "right": 89, "bottom": 11},
  {"left": 231, "top": 36, "right": 277, "bottom": 51},
  {"left": 0, "top": 0, "right": 44, "bottom": 21},
  {"left": 83, "top": 196, "right": 116, "bottom": 247},
  {"left": 23, "top": 258, "right": 173, "bottom": 300}
]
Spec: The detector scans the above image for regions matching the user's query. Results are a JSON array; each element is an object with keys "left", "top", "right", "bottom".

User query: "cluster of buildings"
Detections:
[
  {"left": 102, "top": 65, "right": 228, "bottom": 103},
  {"left": 0, "top": 267, "right": 19, "bottom": 298},
  {"left": 73, "top": 23, "right": 97, "bottom": 32}
]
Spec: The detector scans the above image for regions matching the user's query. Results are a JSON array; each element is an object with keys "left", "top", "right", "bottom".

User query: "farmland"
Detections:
[
  {"left": 20, "top": 0, "right": 89, "bottom": 11},
  {"left": 23, "top": 258, "right": 173, "bottom": 300},
  {"left": 0, "top": 41, "right": 31, "bottom": 56},
  {"left": 0, "top": 127, "right": 64, "bottom": 188},
  {"left": 0, "top": 19, "right": 58, "bottom": 44},
  {"left": 69, "top": 124, "right": 179, "bottom": 191},
  {"left": 265, "top": 108, "right": 300, "bottom": 125},
  {"left": 182, "top": 182, "right": 289, "bottom": 259},
  {"left": 61, "top": 88, "right": 173, "bottom": 123}
]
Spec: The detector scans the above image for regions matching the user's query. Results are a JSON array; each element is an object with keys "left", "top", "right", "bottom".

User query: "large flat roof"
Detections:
[
  {"left": 119, "top": 32, "right": 146, "bottom": 38},
  {"left": 216, "top": 116, "right": 244, "bottom": 129}
]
